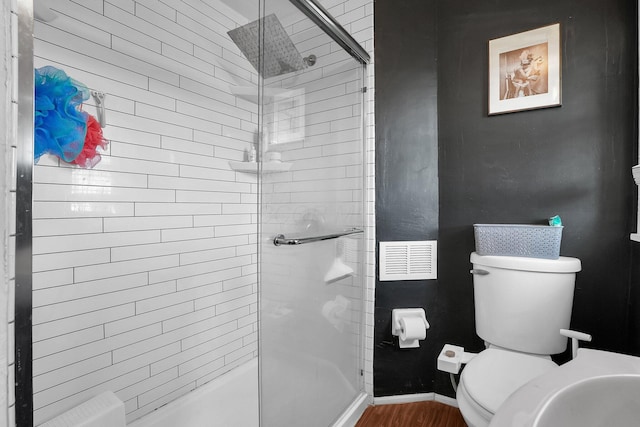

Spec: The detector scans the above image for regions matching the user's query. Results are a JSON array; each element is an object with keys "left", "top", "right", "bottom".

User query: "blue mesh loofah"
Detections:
[{"left": 34, "top": 66, "right": 90, "bottom": 162}]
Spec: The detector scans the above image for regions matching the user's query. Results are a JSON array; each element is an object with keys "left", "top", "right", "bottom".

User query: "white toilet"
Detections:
[
  {"left": 490, "top": 348, "right": 640, "bottom": 427},
  {"left": 453, "top": 252, "right": 581, "bottom": 427}
]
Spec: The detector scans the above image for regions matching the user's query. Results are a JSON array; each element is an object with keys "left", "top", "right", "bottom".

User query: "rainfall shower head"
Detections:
[{"left": 228, "top": 14, "right": 310, "bottom": 79}]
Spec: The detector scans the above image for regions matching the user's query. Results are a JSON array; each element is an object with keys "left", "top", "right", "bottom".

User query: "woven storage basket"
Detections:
[{"left": 473, "top": 224, "right": 563, "bottom": 259}]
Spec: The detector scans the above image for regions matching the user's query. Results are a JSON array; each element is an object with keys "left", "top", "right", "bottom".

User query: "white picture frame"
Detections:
[{"left": 488, "top": 23, "right": 561, "bottom": 115}]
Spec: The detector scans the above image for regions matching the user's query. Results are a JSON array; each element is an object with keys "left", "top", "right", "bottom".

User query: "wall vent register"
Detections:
[{"left": 379, "top": 241, "right": 437, "bottom": 281}]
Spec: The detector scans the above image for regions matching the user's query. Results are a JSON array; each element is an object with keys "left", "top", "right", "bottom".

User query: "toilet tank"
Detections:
[{"left": 470, "top": 252, "right": 581, "bottom": 355}]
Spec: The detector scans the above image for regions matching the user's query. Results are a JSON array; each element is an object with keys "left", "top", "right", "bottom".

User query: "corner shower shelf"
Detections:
[
  {"left": 265, "top": 141, "right": 304, "bottom": 152},
  {"left": 229, "top": 161, "right": 292, "bottom": 173},
  {"left": 230, "top": 86, "right": 291, "bottom": 104}
]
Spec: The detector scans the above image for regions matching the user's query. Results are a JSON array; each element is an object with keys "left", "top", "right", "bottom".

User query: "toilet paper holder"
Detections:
[{"left": 391, "top": 308, "right": 430, "bottom": 348}]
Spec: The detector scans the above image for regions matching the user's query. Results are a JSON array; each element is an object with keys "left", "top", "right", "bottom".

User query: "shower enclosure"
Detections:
[
  {"left": 14, "top": 0, "right": 370, "bottom": 425},
  {"left": 257, "top": 1, "right": 368, "bottom": 424}
]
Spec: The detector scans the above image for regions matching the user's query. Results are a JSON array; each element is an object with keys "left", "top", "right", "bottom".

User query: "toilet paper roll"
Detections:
[{"left": 399, "top": 317, "right": 426, "bottom": 341}]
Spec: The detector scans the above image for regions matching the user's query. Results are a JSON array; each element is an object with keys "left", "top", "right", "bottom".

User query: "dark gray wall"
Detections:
[
  {"left": 374, "top": 0, "right": 440, "bottom": 396},
  {"left": 375, "top": 0, "right": 637, "bottom": 398}
]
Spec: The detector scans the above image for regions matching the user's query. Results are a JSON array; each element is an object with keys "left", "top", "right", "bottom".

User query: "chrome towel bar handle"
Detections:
[{"left": 273, "top": 227, "right": 363, "bottom": 246}]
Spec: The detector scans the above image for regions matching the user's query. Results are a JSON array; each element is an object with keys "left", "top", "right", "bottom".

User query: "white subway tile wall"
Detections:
[
  {"left": 31, "top": 0, "right": 259, "bottom": 423},
  {"left": 6, "top": 0, "right": 375, "bottom": 426}
]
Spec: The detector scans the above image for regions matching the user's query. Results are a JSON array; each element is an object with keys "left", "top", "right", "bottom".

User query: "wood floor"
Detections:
[{"left": 355, "top": 401, "right": 467, "bottom": 427}]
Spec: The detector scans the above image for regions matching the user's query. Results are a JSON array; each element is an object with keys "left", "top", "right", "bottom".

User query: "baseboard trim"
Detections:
[
  {"left": 435, "top": 393, "right": 458, "bottom": 407},
  {"left": 373, "top": 393, "right": 458, "bottom": 408}
]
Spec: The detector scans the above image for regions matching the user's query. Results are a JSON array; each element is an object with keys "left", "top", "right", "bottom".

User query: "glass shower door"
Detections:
[{"left": 257, "top": 1, "right": 367, "bottom": 425}]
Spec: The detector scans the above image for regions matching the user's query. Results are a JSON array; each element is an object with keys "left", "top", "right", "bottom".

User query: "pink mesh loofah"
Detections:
[{"left": 72, "top": 115, "right": 108, "bottom": 168}]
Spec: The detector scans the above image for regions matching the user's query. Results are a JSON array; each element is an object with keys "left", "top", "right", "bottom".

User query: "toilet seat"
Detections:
[
  {"left": 461, "top": 348, "right": 558, "bottom": 415},
  {"left": 457, "top": 378, "right": 493, "bottom": 426},
  {"left": 491, "top": 349, "right": 640, "bottom": 426}
]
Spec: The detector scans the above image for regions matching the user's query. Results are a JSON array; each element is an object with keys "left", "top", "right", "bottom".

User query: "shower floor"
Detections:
[
  {"left": 130, "top": 354, "right": 363, "bottom": 426},
  {"left": 128, "top": 359, "right": 258, "bottom": 427}
]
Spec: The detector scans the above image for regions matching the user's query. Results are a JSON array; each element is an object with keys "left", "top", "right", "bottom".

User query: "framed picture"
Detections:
[{"left": 488, "top": 23, "right": 561, "bottom": 115}]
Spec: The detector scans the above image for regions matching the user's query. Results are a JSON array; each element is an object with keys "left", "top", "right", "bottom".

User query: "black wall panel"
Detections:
[
  {"left": 374, "top": 0, "right": 439, "bottom": 396},
  {"left": 375, "top": 0, "right": 637, "bottom": 398}
]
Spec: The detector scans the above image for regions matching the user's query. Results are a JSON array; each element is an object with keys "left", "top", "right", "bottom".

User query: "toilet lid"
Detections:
[{"left": 461, "top": 348, "right": 557, "bottom": 414}]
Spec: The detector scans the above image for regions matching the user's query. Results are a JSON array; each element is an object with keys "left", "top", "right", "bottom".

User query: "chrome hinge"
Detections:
[{"left": 362, "top": 87, "right": 367, "bottom": 93}]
